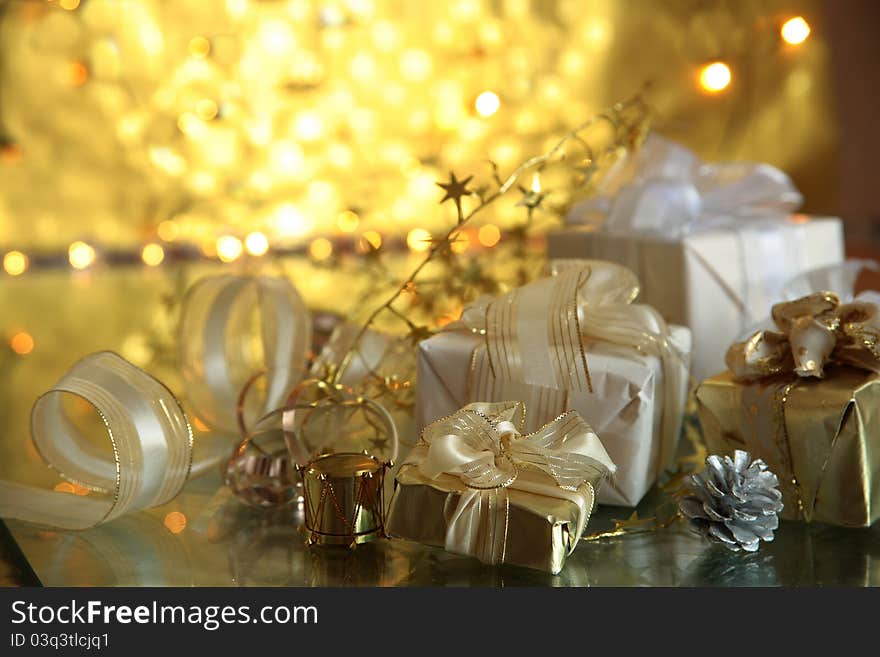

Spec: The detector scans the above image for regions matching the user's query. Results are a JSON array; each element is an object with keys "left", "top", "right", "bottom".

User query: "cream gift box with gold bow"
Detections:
[
  {"left": 386, "top": 401, "right": 614, "bottom": 574},
  {"left": 415, "top": 261, "right": 691, "bottom": 507},
  {"left": 696, "top": 266, "right": 880, "bottom": 527},
  {"left": 547, "top": 134, "right": 844, "bottom": 382}
]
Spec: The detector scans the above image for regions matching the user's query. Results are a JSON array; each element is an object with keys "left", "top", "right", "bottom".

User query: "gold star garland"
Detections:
[{"left": 329, "top": 89, "right": 653, "bottom": 387}]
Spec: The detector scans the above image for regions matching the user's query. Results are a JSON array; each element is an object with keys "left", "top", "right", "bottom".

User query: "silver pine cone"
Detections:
[{"left": 679, "top": 450, "right": 784, "bottom": 553}]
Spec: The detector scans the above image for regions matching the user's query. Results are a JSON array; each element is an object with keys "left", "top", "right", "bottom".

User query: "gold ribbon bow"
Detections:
[
  {"left": 409, "top": 401, "right": 614, "bottom": 566},
  {"left": 726, "top": 292, "right": 880, "bottom": 381}
]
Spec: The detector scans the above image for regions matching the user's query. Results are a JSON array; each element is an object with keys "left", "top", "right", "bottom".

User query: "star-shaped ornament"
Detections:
[
  {"left": 436, "top": 171, "right": 473, "bottom": 206},
  {"left": 516, "top": 175, "right": 546, "bottom": 211}
]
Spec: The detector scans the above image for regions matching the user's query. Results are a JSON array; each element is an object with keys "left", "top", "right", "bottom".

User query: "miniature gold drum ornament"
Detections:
[{"left": 293, "top": 395, "right": 399, "bottom": 547}]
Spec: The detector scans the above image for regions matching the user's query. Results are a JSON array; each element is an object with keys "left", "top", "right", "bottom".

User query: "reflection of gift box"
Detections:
[
  {"left": 387, "top": 402, "right": 614, "bottom": 574},
  {"left": 416, "top": 262, "right": 691, "bottom": 507},
  {"left": 547, "top": 135, "right": 844, "bottom": 382},
  {"left": 696, "top": 286, "right": 880, "bottom": 527}
]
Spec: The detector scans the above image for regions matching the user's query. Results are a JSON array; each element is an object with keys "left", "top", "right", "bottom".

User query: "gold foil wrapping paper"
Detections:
[
  {"left": 696, "top": 367, "right": 880, "bottom": 527},
  {"left": 387, "top": 401, "right": 612, "bottom": 574},
  {"left": 387, "top": 465, "right": 592, "bottom": 574}
]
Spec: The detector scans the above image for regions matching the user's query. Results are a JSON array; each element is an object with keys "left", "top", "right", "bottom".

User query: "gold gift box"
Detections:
[
  {"left": 387, "top": 464, "right": 593, "bottom": 574},
  {"left": 696, "top": 367, "right": 880, "bottom": 527}
]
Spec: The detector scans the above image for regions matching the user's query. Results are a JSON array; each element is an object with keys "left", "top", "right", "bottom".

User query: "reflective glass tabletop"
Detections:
[{"left": 2, "top": 265, "right": 880, "bottom": 587}]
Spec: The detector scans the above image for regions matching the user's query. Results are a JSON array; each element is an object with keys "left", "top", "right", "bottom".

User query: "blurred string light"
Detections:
[
  {"left": 406, "top": 227, "right": 432, "bottom": 252},
  {"left": 216, "top": 235, "right": 243, "bottom": 262},
  {"left": 359, "top": 230, "right": 382, "bottom": 253},
  {"left": 68, "top": 241, "right": 96, "bottom": 269},
  {"left": 244, "top": 231, "right": 269, "bottom": 256},
  {"left": 781, "top": 16, "right": 811, "bottom": 45},
  {"left": 3, "top": 250, "right": 28, "bottom": 276},
  {"left": 10, "top": 331, "right": 34, "bottom": 355},
  {"left": 141, "top": 242, "right": 165, "bottom": 266},
  {"left": 157, "top": 220, "right": 180, "bottom": 241},
  {"left": 163, "top": 511, "right": 187, "bottom": 534},
  {"left": 0, "top": 1, "right": 828, "bottom": 258},
  {"left": 475, "top": 91, "right": 500, "bottom": 117},
  {"left": 698, "top": 61, "right": 732, "bottom": 94},
  {"left": 336, "top": 210, "right": 360, "bottom": 233},
  {"left": 308, "top": 237, "right": 333, "bottom": 261},
  {"left": 477, "top": 223, "right": 501, "bottom": 247}
]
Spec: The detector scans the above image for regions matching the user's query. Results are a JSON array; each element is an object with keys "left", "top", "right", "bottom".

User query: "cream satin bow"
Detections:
[
  {"left": 567, "top": 134, "right": 802, "bottom": 237},
  {"left": 419, "top": 401, "right": 615, "bottom": 491},
  {"left": 726, "top": 292, "right": 880, "bottom": 381},
  {"left": 412, "top": 401, "right": 614, "bottom": 566}
]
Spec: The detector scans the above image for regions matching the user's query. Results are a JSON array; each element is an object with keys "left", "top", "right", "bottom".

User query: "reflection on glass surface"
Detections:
[{"left": 3, "top": 266, "right": 880, "bottom": 586}]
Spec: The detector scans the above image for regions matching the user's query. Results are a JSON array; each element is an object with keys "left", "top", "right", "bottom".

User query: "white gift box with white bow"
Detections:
[{"left": 547, "top": 134, "right": 844, "bottom": 382}]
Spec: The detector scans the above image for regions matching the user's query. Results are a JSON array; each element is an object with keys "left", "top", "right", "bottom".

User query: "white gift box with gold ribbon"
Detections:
[
  {"left": 415, "top": 262, "right": 691, "bottom": 507},
  {"left": 547, "top": 134, "right": 844, "bottom": 382}
]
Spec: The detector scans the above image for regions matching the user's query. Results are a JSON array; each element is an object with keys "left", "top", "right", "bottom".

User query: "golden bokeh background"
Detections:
[{"left": 0, "top": 0, "right": 842, "bottom": 258}]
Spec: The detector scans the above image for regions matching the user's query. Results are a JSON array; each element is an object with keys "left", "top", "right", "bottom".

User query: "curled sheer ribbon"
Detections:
[
  {"left": 726, "top": 291, "right": 880, "bottom": 381},
  {"left": 567, "top": 134, "right": 803, "bottom": 237},
  {"left": 238, "top": 377, "right": 399, "bottom": 466},
  {"left": 179, "top": 274, "right": 311, "bottom": 435},
  {"left": 455, "top": 260, "right": 687, "bottom": 472},
  {"left": 0, "top": 352, "right": 194, "bottom": 530},
  {"left": 409, "top": 401, "right": 614, "bottom": 566}
]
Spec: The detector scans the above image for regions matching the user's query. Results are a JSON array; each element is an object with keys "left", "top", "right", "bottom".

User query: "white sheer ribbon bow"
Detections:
[
  {"left": 0, "top": 352, "right": 196, "bottom": 530},
  {"left": 411, "top": 401, "right": 614, "bottom": 565},
  {"left": 567, "top": 134, "right": 803, "bottom": 237}
]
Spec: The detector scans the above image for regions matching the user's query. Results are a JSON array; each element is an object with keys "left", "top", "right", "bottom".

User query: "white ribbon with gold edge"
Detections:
[
  {"left": 179, "top": 274, "right": 311, "bottom": 434},
  {"left": 0, "top": 352, "right": 196, "bottom": 530}
]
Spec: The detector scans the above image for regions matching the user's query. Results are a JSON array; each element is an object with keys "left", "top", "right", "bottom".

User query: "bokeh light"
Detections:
[
  {"left": 308, "top": 237, "right": 333, "bottom": 261},
  {"left": 140, "top": 243, "right": 165, "bottom": 266},
  {"left": 477, "top": 223, "right": 501, "bottom": 247},
  {"left": 406, "top": 227, "right": 432, "bottom": 252},
  {"left": 475, "top": 91, "right": 500, "bottom": 117},
  {"left": 3, "top": 250, "right": 28, "bottom": 276},
  {"left": 157, "top": 220, "right": 180, "bottom": 242},
  {"left": 359, "top": 230, "right": 383, "bottom": 252},
  {"left": 68, "top": 242, "right": 96, "bottom": 270},
  {"left": 0, "top": 2, "right": 840, "bottom": 257},
  {"left": 699, "top": 61, "right": 732, "bottom": 93},
  {"left": 163, "top": 511, "right": 187, "bottom": 534},
  {"left": 10, "top": 331, "right": 34, "bottom": 355},
  {"left": 781, "top": 17, "right": 811, "bottom": 45},
  {"left": 336, "top": 210, "right": 360, "bottom": 233},
  {"left": 216, "top": 235, "right": 243, "bottom": 263},
  {"left": 244, "top": 231, "right": 270, "bottom": 256}
]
